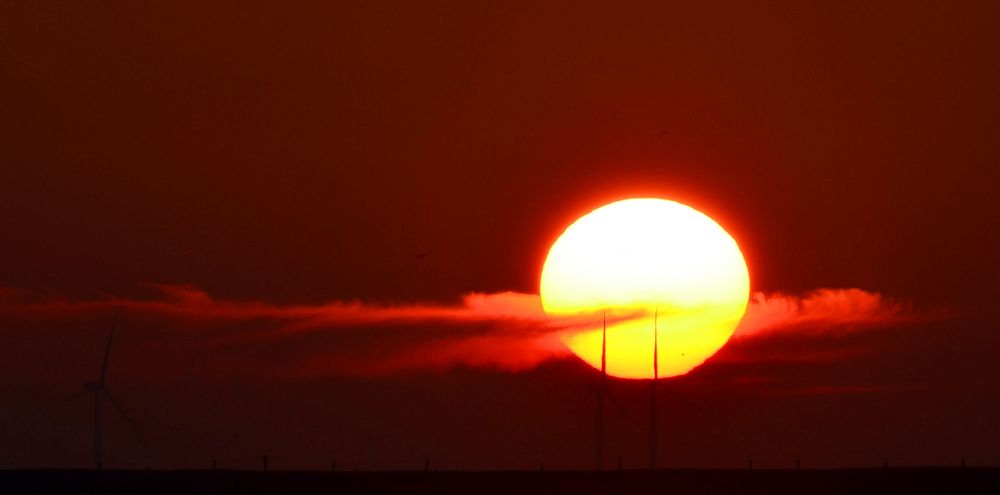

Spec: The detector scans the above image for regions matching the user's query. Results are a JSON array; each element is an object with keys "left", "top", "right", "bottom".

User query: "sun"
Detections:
[{"left": 540, "top": 198, "right": 750, "bottom": 379}]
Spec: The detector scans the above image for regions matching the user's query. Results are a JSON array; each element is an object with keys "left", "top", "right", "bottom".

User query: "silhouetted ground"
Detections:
[{"left": 3, "top": 468, "right": 998, "bottom": 495}]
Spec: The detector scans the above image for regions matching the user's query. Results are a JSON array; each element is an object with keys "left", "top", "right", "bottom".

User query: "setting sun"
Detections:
[{"left": 540, "top": 198, "right": 750, "bottom": 379}]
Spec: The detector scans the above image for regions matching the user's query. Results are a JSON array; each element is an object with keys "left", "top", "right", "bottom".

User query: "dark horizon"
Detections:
[{"left": 2, "top": 1, "right": 1000, "bottom": 474}]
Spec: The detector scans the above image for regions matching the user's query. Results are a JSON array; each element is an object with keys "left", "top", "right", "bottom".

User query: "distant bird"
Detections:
[
  {"left": 658, "top": 130, "right": 668, "bottom": 137},
  {"left": 84, "top": 310, "right": 141, "bottom": 470},
  {"left": 416, "top": 253, "right": 428, "bottom": 261}
]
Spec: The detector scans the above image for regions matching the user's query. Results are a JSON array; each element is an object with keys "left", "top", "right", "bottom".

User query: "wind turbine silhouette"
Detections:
[
  {"left": 592, "top": 308, "right": 718, "bottom": 471},
  {"left": 595, "top": 312, "right": 608, "bottom": 470},
  {"left": 591, "top": 311, "right": 631, "bottom": 470},
  {"left": 644, "top": 307, "right": 718, "bottom": 470},
  {"left": 84, "top": 310, "right": 141, "bottom": 470},
  {"left": 649, "top": 307, "right": 659, "bottom": 470}
]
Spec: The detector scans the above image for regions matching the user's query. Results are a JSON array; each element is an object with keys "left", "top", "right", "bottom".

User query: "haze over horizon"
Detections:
[{"left": 1, "top": 1, "right": 999, "bottom": 472}]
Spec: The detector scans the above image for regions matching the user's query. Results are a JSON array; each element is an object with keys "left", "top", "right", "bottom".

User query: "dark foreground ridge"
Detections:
[{"left": 3, "top": 468, "right": 999, "bottom": 495}]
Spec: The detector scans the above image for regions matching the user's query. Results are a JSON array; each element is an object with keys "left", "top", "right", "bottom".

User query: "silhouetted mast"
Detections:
[{"left": 649, "top": 307, "right": 658, "bottom": 470}]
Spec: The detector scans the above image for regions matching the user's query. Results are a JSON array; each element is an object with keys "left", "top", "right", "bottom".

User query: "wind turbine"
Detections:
[
  {"left": 591, "top": 311, "right": 630, "bottom": 470},
  {"left": 645, "top": 308, "right": 714, "bottom": 470},
  {"left": 595, "top": 312, "right": 607, "bottom": 470},
  {"left": 649, "top": 307, "right": 659, "bottom": 470},
  {"left": 84, "top": 310, "right": 141, "bottom": 470}
]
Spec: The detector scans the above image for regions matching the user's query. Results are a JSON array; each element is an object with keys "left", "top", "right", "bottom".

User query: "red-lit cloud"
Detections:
[
  {"left": 733, "top": 288, "right": 938, "bottom": 339},
  {"left": 0, "top": 285, "right": 939, "bottom": 378}
]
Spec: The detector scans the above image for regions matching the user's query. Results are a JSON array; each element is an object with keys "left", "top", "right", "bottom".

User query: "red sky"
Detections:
[{"left": 1, "top": 1, "right": 999, "bottom": 470}]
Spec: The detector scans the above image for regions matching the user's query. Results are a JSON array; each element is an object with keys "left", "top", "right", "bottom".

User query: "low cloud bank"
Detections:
[{"left": 0, "top": 285, "right": 936, "bottom": 377}]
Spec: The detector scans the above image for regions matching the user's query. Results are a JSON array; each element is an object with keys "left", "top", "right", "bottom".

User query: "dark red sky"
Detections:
[{"left": 1, "top": 1, "right": 999, "bottom": 470}]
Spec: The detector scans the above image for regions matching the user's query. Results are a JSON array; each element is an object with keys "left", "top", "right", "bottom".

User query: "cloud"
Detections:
[
  {"left": 733, "top": 288, "right": 938, "bottom": 339},
  {"left": 0, "top": 285, "right": 590, "bottom": 378},
  {"left": 685, "top": 289, "right": 948, "bottom": 395},
  {"left": 0, "top": 285, "right": 940, "bottom": 378}
]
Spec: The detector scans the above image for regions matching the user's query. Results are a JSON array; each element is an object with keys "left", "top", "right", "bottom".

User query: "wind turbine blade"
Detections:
[
  {"left": 601, "top": 311, "right": 607, "bottom": 379},
  {"left": 98, "top": 310, "right": 119, "bottom": 385},
  {"left": 624, "top": 388, "right": 647, "bottom": 411},
  {"left": 31, "top": 390, "right": 89, "bottom": 427},
  {"left": 606, "top": 390, "right": 634, "bottom": 423},
  {"left": 65, "top": 390, "right": 91, "bottom": 403},
  {"left": 659, "top": 385, "right": 718, "bottom": 422},
  {"left": 101, "top": 388, "right": 142, "bottom": 440},
  {"left": 653, "top": 307, "right": 658, "bottom": 380}
]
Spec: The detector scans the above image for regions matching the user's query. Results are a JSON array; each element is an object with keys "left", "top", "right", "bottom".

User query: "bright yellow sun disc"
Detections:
[{"left": 540, "top": 198, "right": 750, "bottom": 379}]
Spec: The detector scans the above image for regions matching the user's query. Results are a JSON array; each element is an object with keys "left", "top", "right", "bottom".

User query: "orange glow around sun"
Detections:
[{"left": 540, "top": 198, "right": 750, "bottom": 379}]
